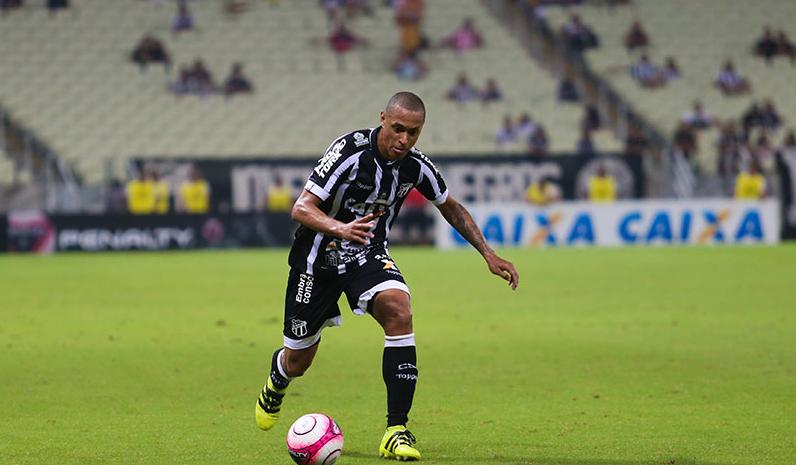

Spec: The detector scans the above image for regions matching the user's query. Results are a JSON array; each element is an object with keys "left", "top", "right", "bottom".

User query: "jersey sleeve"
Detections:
[
  {"left": 413, "top": 151, "right": 449, "bottom": 205},
  {"left": 305, "top": 135, "right": 359, "bottom": 201}
]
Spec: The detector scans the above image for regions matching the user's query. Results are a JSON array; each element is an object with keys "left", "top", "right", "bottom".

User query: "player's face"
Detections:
[{"left": 378, "top": 106, "right": 425, "bottom": 161}]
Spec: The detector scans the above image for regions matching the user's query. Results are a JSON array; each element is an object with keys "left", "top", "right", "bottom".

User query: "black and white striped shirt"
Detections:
[{"left": 288, "top": 127, "right": 448, "bottom": 275}]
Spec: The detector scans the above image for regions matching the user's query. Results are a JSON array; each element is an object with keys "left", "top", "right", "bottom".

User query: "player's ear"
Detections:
[{"left": 379, "top": 111, "right": 386, "bottom": 125}]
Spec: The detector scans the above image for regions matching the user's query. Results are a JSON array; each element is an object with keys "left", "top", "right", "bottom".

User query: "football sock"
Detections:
[
  {"left": 382, "top": 333, "right": 418, "bottom": 427},
  {"left": 269, "top": 348, "right": 291, "bottom": 390}
]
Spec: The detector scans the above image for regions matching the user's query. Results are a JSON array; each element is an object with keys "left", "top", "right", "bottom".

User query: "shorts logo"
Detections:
[
  {"left": 295, "top": 273, "right": 314, "bottom": 304},
  {"left": 397, "top": 183, "right": 413, "bottom": 198},
  {"left": 291, "top": 319, "right": 308, "bottom": 338}
]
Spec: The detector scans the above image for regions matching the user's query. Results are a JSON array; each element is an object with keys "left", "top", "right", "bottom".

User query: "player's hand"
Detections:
[
  {"left": 338, "top": 212, "right": 382, "bottom": 244},
  {"left": 485, "top": 253, "right": 519, "bottom": 290}
]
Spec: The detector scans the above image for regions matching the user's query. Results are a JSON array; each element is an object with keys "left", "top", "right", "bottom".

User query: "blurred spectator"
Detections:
[
  {"left": 560, "top": 14, "right": 599, "bottom": 52},
  {"left": 753, "top": 133, "right": 776, "bottom": 173},
  {"left": 223, "top": 63, "right": 253, "bottom": 97},
  {"left": 673, "top": 121, "right": 697, "bottom": 159},
  {"left": 172, "top": 4, "right": 195, "bottom": 34},
  {"left": 776, "top": 30, "right": 796, "bottom": 63},
  {"left": 662, "top": 56, "right": 681, "bottom": 81},
  {"left": 714, "top": 60, "right": 751, "bottom": 96},
  {"left": 47, "top": 0, "right": 68, "bottom": 14},
  {"left": 582, "top": 104, "right": 601, "bottom": 131},
  {"left": 445, "top": 72, "right": 479, "bottom": 104},
  {"left": 223, "top": 0, "right": 251, "bottom": 17},
  {"left": 526, "top": 178, "right": 560, "bottom": 205},
  {"left": 126, "top": 170, "right": 155, "bottom": 215},
  {"left": 529, "top": 124, "right": 549, "bottom": 156},
  {"left": 480, "top": 78, "right": 503, "bottom": 104},
  {"left": 630, "top": 54, "right": 666, "bottom": 88},
  {"left": 557, "top": 75, "right": 580, "bottom": 102},
  {"left": 586, "top": 164, "right": 616, "bottom": 202},
  {"left": 495, "top": 115, "right": 516, "bottom": 147},
  {"left": 172, "top": 59, "right": 217, "bottom": 97},
  {"left": 1, "top": 0, "right": 23, "bottom": 16},
  {"left": 742, "top": 100, "right": 782, "bottom": 133},
  {"left": 131, "top": 35, "right": 172, "bottom": 71},
  {"left": 754, "top": 26, "right": 779, "bottom": 64},
  {"left": 681, "top": 100, "right": 713, "bottom": 130},
  {"left": 395, "top": 0, "right": 425, "bottom": 53},
  {"left": 328, "top": 21, "right": 368, "bottom": 57},
  {"left": 734, "top": 160, "right": 766, "bottom": 200},
  {"left": 392, "top": 49, "right": 428, "bottom": 81},
  {"left": 515, "top": 113, "right": 536, "bottom": 141},
  {"left": 264, "top": 175, "right": 293, "bottom": 212},
  {"left": 151, "top": 169, "right": 170, "bottom": 214},
  {"left": 107, "top": 179, "right": 127, "bottom": 213},
  {"left": 717, "top": 122, "right": 743, "bottom": 194},
  {"left": 576, "top": 128, "right": 596, "bottom": 156},
  {"left": 759, "top": 99, "right": 782, "bottom": 131},
  {"left": 397, "top": 187, "right": 432, "bottom": 245},
  {"left": 441, "top": 17, "right": 483, "bottom": 55},
  {"left": 624, "top": 125, "right": 648, "bottom": 157},
  {"left": 623, "top": 20, "right": 650, "bottom": 51},
  {"left": 321, "top": 0, "right": 344, "bottom": 20},
  {"left": 178, "top": 166, "right": 210, "bottom": 213}
]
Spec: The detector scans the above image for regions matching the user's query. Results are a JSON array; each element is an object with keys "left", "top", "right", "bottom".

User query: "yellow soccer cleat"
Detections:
[
  {"left": 379, "top": 425, "right": 421, "bottom": 461},
  {"left": 255, "top": 378, "right": 286, "bottom": 431}
]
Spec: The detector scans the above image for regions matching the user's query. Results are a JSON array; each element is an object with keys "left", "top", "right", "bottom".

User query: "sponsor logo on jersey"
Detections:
[
  {"left": 381, "top": 259, "right": 397, "bottom": 270},
  {"left": 416, "top": 151, "right": 440, "bottom": 174},
  {"left": 291, "top": 318, "right": 308, "bottom": 338},
  {"left": 353, "top": 132, "right": 369, "bottom": 147},
  {"left": 397, "top": 182, "right": 413, "bottom": 198},
  {"left": 314, "top": 139, "right": 346, "bottom": 178},
  {"left": 356, "top": 181, "right": 374, "bottom": 190},
  {"left": 295, "top": 273, "right": 314, "bottom": 304}
]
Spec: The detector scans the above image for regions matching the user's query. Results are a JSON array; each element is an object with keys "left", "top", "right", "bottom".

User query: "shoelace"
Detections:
[{"left": 395, "top": 430, "right": 417, "bottom": 446}]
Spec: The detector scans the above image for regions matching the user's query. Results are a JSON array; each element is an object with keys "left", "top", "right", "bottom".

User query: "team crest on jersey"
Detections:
[
  {"left": 353, "top": 132, "right": 369, "bottom": 147},
  {"left": 291, "top": 319, "right": 308, "bottom": 337},
  {"left": 397, "top": 183, "right": 413, "bottom": 198}
]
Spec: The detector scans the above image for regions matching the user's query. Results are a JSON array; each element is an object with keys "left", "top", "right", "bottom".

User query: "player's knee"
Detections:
[
  {"left": 374, "top": 291, "right": 413, "bottom": 334},
  {"left": 284, "top": 351, "right": 314, "bottom": 377}
]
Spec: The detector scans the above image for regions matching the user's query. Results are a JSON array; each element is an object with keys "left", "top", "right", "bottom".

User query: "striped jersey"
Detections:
[{"left": 289, "top": 127, "right": 448, "bottom": 275}]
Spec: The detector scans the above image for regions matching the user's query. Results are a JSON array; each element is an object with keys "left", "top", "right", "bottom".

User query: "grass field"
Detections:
[{"left": 1, "top": 245, "right": 795, "bottom": 465}]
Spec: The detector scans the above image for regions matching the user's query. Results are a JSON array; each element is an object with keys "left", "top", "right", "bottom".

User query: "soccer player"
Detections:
[{"left": 255, "top": 91, "right": 519, "bottom": 461}]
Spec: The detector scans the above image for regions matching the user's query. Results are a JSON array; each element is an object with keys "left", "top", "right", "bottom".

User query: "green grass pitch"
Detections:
[{"left": 1, "top": 245, "right": 794, "bottom": 465}]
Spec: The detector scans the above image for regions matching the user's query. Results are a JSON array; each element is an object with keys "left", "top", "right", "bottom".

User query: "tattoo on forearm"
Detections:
[{"left": 444, "top": 201, "right": 492, "bottom": 255}]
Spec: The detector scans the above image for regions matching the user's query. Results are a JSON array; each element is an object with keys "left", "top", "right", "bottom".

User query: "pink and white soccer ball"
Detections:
[{"left": 286, "top": 413, "right": 344, "bottom": 465}]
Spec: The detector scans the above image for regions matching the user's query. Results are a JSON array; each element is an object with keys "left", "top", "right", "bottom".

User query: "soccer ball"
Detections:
[{"left": 286, "top": 413, "right": 344, "bottom": 465}]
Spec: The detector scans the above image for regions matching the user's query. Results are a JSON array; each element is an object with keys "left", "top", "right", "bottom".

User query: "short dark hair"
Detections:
[{"left": 385, "top": 92, "right": 426, "bottom": 118}]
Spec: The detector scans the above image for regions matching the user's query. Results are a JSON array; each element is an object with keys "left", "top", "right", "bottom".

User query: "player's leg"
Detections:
[
  {"left": 256, "top": 270, "right": 343, "bottom": 431},
  {"left": 372, "top": 290, "right": 421, "bottom": 461}
]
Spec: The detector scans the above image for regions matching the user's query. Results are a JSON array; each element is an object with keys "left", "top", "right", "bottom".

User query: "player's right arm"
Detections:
[{"left": 292, "top": 189, "right": 379, "bottom": 245}]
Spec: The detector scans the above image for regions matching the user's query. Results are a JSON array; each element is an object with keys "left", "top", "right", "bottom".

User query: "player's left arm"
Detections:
[{"left": 436, "top": 195, "right": 519, "bottom": 290}]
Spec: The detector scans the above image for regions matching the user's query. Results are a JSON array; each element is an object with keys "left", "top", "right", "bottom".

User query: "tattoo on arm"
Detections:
[{"left": 441, "top": 199, "right": 493, "bottom": 256}]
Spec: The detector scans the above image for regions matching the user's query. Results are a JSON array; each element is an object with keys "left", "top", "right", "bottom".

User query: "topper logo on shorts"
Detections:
[
  {"left": 314, "top": 139, "right": 346, "bottom": 178},
  {"left": 295, "top": 273, "right": 314, "bottom": 304},
  {"left": 291, "top": 319, "right": 308, "bottom": 338}
]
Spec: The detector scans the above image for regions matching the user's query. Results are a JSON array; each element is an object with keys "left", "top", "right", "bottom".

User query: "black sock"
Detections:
[
  {"left": 269, "top": 348, "right": 291, "bottom": 390},
  {"left": 382, "top": 334, "right": 418, "bottom": 427}
]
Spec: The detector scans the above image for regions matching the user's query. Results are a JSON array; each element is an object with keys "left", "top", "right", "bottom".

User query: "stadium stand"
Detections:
[
  {"left": 541, "top": 0, "right": 796, "bottom": 175},
  {"left": 0, "top": 0, "right": 621, "bottom": 184}
]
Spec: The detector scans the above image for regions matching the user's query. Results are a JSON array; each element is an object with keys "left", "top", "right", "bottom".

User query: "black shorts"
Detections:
[{"left": 282, "top": 250, "right": 409, "bottom": 349}]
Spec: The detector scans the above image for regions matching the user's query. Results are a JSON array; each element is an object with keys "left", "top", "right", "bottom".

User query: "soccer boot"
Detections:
[
  {"left": 379, "top": 425, "right": 421, "bottom": 461},
  {"left": 255, "top": 377, "right": 286, "bottom": 431}
]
